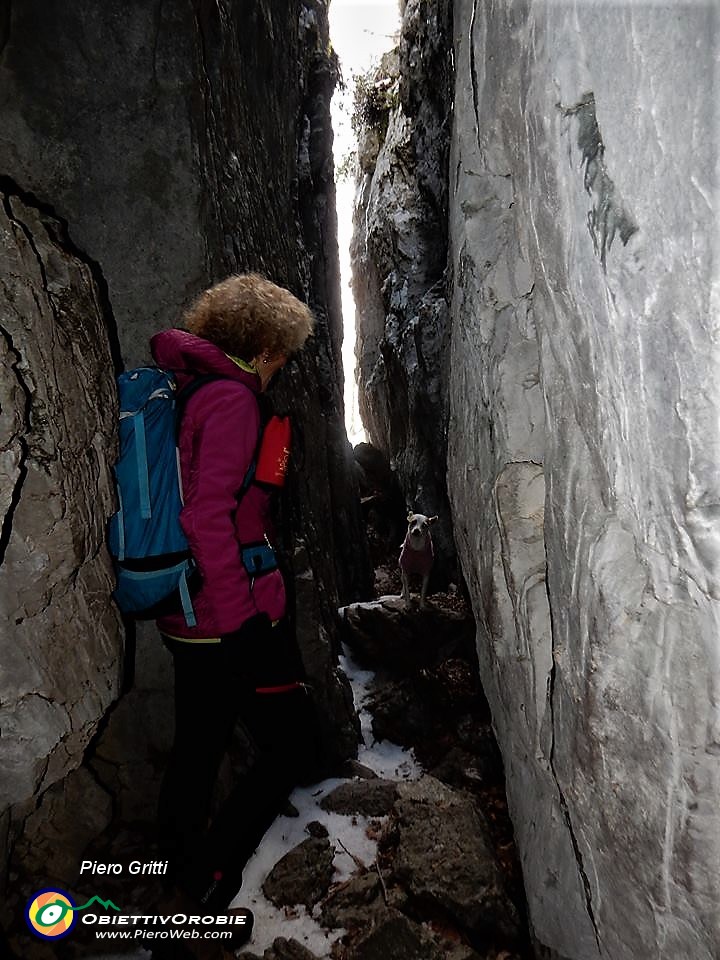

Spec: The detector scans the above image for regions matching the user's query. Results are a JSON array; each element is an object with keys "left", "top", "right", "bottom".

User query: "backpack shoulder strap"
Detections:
[
  {"left": 174, "top": 373, "right": 259, "bottom": 500},
  {"left": 173, "top": 373, "right": 225, "bottom": 439}
]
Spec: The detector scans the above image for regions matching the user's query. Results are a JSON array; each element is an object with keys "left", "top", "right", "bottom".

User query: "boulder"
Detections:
[
  {"left": 262, "top": 837, "right": 336, "bottom": 911},
  {"left": 366, "top": 678, "right": 439, "bottom": 747},
  {"left": 319, "top": 871, "right": 385, "bottom": 931},
  {"left": 340, "top": 597, "right": 476, "bottom": 673},
  {"left": 385, "top": 779, "right": 520, "bottom": 943},
  {"left": 348, "top": 912, "right": 445, "bottom": 960},
  {"left": 320, "top": 780, "right": 399, "bottom": 818},
  {"left": 238, "top": 942, "right": 321, "bottom": 960}
]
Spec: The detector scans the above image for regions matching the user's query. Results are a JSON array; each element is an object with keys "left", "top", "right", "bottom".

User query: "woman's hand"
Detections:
[{"left": 221, "top": 615, "right": 305, "bottom": 692}]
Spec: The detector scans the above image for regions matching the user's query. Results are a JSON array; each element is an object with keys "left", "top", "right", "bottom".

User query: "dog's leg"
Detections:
[
  {"left": 420, "top": 573, "right": 429, "bottom": 609},
  {"left": 401, "top": 570, "right": 411, "bottom": 607}
]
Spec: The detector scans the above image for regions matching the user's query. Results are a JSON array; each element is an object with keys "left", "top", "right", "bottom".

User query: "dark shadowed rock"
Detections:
[
  {"left": 262, "top": 837, "right": 335, "bottom": 910},
  {"left": 305, "top": 820, "right": 329, "bottom": 840},
  {"left": 348, "top": 912, "right": 445, "bottom": 960},
  {"left": 340, "top": 760, "right": 381, "bottom": 781},
  {"left": 319, "top": 871, "right": 384, "bottom": 931},
  {"left": 353, "top": 442, "right": 407, "bottom": 571},
  {"left": 88, "top": 682, "right": 175, "bottom": 823},
  {"left": 340, "top": 597, "right": 476, "bottom": 673},
  {"left": 10, "top": 767, "right": 113, "bottom": 886},
  {"left": 238, "top": 940, "right": 321, "bottom": 960},
  {"left": 366, "top": 678, "right": 436, "bottom": 746},
  {"left": 266, "top": 939, "right": 322, "bottom": 960},
  {"left": 428, "top": 743, "right": 498, "bottom": 791},
  {"left": 320, "top": 779, "right": 399, "bottom": 818}
]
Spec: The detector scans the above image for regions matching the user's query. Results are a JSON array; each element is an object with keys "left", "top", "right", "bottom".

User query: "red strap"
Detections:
[{"left": 254, "top": 682, "right": 303, "bottom": 695}]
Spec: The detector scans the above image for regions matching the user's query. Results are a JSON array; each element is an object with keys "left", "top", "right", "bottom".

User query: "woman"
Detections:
[{"left": 151, "top": 273, "right": 315, "bottom": 914}]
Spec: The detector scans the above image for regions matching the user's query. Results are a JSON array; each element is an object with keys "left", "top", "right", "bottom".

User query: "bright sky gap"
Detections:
[{"left": 329, "top": 0, "right": 401, "bottom": 446}]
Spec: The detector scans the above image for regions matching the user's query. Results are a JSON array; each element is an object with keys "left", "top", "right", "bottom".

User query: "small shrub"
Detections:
[{"left": 351, "top": 66, "right": 399, "bottom": 142}]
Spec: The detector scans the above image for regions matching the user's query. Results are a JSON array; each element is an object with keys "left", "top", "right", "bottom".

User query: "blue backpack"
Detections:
[{"left": 107, "top": 368, "right": 253, "bottom": 627}]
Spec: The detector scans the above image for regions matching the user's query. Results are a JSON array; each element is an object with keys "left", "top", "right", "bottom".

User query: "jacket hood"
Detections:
[{"left": 150, "top": 329, "right": 260, "bottom": 392}]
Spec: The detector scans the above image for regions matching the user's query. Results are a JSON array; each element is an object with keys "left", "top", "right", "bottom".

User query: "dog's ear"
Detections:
[
  {"left": 428, "top": 515, "right": 438, "bottom": 524},
  {"left": 407, "top": 511, "right": 415, "bottom": 522}
]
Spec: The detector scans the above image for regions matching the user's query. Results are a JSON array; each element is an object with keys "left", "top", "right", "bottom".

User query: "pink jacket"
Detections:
[{"left": 151, "top": 329, "right": 286, "bottom": 639}]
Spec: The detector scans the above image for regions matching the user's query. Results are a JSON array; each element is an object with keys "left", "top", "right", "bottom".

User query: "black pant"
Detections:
[{"left": 157, "top": 634, "right": 315, "bottom": 906}]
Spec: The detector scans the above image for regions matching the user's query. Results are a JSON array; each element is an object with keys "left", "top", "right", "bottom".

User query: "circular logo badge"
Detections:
[{"left": 25, "top": 888, "right": 77, "bottom": 940}]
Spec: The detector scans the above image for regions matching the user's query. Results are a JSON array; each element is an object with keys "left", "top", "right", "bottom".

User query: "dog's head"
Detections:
[{"left": 405, "top": 512, "right": 438, "bottom": 549}]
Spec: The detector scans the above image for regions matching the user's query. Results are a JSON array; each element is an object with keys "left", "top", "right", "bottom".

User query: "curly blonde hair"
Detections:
[{"left": 184, "top": 273, "right": 314, "bottom": 360}]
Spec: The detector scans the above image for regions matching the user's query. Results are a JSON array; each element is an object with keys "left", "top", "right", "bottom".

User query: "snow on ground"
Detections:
[
  {"left": 339, "top": 643, "right": 421, "bottom": 781},
  {"left": 86, "top": 645, "right": 417, "bottom": 959},
  {"left": 229, "top": 643, "right": 421, "bottom": 956}
]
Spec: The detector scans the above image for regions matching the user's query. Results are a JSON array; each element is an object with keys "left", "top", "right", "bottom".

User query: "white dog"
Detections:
[{"left": 399, "top": 513, "right": 437, "bottom": 608}]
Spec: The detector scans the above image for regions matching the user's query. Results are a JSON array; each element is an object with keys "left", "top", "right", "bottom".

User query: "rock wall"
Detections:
[
  {"left": 0, "top": 0, "right": 370, "bottom": 931},
  {"left": 352, "top": 0, "right": 720, "bottom": 956},
  {"left": 448, "top": 1, "right": 720, "bottom": 958},
  {"left": 351, "top": 0, "right": 456, "bottom": 577},
  {"left": 0, "top": 0, "right": 370, "bottom": 616},
  {"left": 0, "top": 186, "right": 122, "bottom": 876}
]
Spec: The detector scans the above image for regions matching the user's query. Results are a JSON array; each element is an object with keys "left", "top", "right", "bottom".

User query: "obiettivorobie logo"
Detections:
[
  {"left": 25, "top": 889, "right": 120, "bottom": 940},
  {"left": 25, "top": 887, "right": 249, "bottom": 945}
]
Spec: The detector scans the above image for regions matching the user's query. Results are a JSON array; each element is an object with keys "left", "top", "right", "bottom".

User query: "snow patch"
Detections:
[{"left": 230, "top": 644, "right": 420, "bottom": 955}]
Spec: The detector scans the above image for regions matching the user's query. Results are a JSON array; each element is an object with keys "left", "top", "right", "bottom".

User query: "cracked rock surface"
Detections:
[
  {"left": 448, "top": 2, "right": 720, "bottom": 959},
  {"left": 0, "top": 188, "right": 121, "bottom": 858}
]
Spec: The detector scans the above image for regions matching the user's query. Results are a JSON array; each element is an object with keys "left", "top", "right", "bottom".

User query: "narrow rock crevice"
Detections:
[
  {"left": 469, "top": 0, "right": 481, "bottom": 154},
  {"left": 0, "top": 321, "right": 30, "bottom": 570},
  {"left": 546, "top": 583, "right": 602, "bottom": 955}
]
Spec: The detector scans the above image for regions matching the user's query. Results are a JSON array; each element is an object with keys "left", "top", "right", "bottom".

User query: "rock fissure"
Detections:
[
  {"left": 546, "top": 585, "right": 602, "bottom": 955},
  {"left": 0, "top": 322, "right": 30, "bottom": 570},
  {"left": 243, "top": 594, "right": 530, "bottom": 960},
  {"left": 468, "top": 0, "right": 481, "bottom": 155},
  {"left": 17, "top": 691, "right": 63, "bottom": 711}
]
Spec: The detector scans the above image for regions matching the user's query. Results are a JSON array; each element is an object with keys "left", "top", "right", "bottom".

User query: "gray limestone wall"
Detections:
[{"left": 448, "top": 1, "right": 720, "bottom": 958}]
